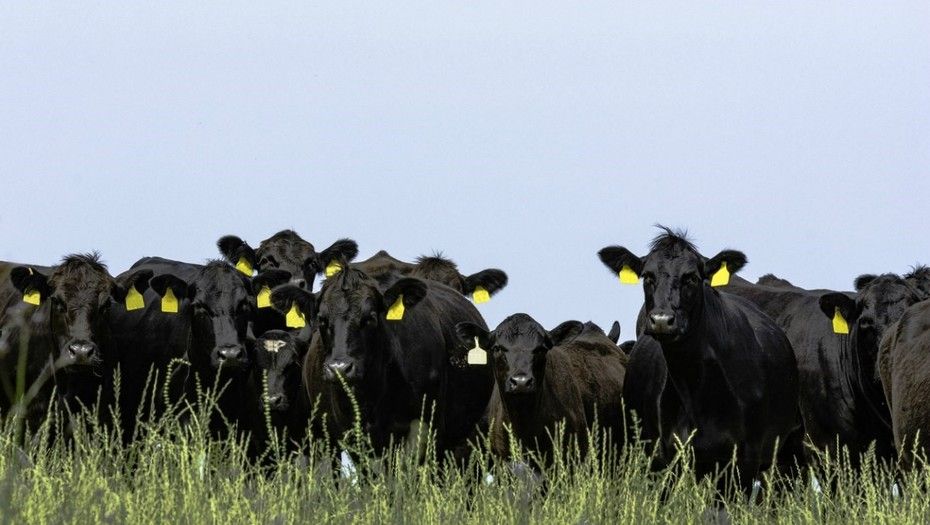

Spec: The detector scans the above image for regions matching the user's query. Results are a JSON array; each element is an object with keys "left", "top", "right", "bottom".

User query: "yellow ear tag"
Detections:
[
  {"left": 710, "top": 262, "right": 730, "bottom": 287},
  {"left": 125, "top": 285, "right": 145, "bottom": 311},
  {"left": 23, "top": 289, "right": 41, "bottom": 306},
  {"left": 285, "top": 302, "right": 306, "bottom": 328},
  {"left": 161, "top": 288, "right": 179, "bottom": 314},
  {"left": 325, "top": 261, "right": 342, "bottom": 277},
  {"left": 833, "top": 307, "right": 850, "bottom": 335},
  {"left": 467, "top": 337, "right": 487, "bottom": 365},
  {"left": 235, "top": 257, "right": 253, "bottom": 277},
  {"left": 618, "top": 265, "right": 640, "bottom": 285},
  {"left": 386, "top": 295, "right": 405, "bottom": 321},
  {"left": 472, "top": 286, "right": 491, "bottom": 304},
  {"left": 256, "top": 286, "right": 272, "bottom": 308}
]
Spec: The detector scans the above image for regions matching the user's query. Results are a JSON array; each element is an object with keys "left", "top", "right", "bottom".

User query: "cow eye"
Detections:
[
  {"left": 642, "top": 273, "right": 656, "bottom": 285},
  {"left": 683, "top": 273, "right": 699, "bottom": 285}
]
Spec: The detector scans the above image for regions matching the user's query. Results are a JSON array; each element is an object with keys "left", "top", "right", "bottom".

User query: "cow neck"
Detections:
[
  {"left": 497, "top": 366, "right": 559, "bottom": 442},
  {"left": 659, "top": 287, "right": 722, "bottom": 414},
  {"left": 845, "top": 326, "right": 892, "bottom": 432}
]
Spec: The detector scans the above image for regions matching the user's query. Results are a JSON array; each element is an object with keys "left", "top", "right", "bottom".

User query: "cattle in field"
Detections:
[
  {"left": 878, "top": 299, "right": 930, "bottom": 464},
  {"left": 0, "top": 255, "right": 151, "bottom": 433},
  {"left": 817, "top": 273, "right": 927, "bottom": 458},
  {"left": 269, "top": 260, "right": 493, "bottom": 457},
  {"left": 598, "top": 228, "right": 802, "bottom": 489},
  {"left": 109, "top": 257, "right": 257, "bottom": 442},
  {"left": 456, "top": 315, "right": 627, "bottom": 460}
]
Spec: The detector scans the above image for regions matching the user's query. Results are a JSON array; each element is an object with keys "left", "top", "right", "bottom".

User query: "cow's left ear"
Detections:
[
  {"left": 607, "top": 321, "right": 621, "bottom": 344},
  {"left": 217, "top": 235, "right": 257, "bottom": 276},
  {"left": 111, "top": 269, "right": 154, "bottom": 303},
  {"left": 10, "top": 267, "right": 51, "bottom": 304},
  {"left": 270, "top": 285, "right": 317, "bottom": 325},
  {"left": 463, "top": 269, "right": 508, "bottom": 303},
  {"left": 383, "top": 278, "right": 428, "bottom": 320},
  {"left": 703, "top": 250, "right": 747, "bottom": 286},
  {"left": 548, "top": 320, "right": 584, "bottom": 347}
]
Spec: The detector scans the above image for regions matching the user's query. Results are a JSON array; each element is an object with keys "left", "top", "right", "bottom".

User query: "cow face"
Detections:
[
  {"left": 821, "top": 274, "right": 924, "bottom": 357},
  {"left": 253, "top": 330, "right": 306, "bottom": 412},
  {"left": 11, "top": 255, "right": 152, "bottom": 371},
  {"left": 599, "top": 228, "right": 746, "bottom": 342},
  {"left": 457, "top": 316, "right": 582, "bottom": 396},
  {"left": 218, "top": 230, "right": 326, "bottom": 290},
  {"left": 151, "top": 262, "right": 254, "bottom": 372},
  {"left": 313, "top": 268, "right": 426, "bottom": 384}
]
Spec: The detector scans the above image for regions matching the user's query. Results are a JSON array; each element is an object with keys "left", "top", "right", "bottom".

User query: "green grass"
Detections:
[{"left": 2, "top": 385, "right": 930, "bottom": 524}]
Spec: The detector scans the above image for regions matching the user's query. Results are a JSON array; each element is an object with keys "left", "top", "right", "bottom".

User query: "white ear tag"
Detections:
[{"left": 467, "top": 337, "right": 487, "bottom": 365}]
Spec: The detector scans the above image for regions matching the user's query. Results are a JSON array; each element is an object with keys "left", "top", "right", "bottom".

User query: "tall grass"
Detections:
[{"left": 2, "top": 382, "right": 930, "bottom": 524}]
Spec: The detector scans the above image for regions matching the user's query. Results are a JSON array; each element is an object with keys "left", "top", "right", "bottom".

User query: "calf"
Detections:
[
  {"left": 456, "top": 315, "right": 627, "bottom": 460},
  {"left": 598, "top": 228, "right": 802, "bottom": 488},
  {"left": 0, "top": 255, "right": 151, "bottom": 432}
]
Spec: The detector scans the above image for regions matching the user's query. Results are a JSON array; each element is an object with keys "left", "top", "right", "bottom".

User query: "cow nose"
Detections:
[
  {"left": 508, "top": 374, "right": 534, "bottom": 392},
  {"left": 265, "top": 393, "right": 286, "bottom": 409},
  {"left": 648, "top": 313, "right": 676, "bottom": 333},
  {"left": 327, "top": 359, "right": 354, "bottom": 377},
  {"left": 217, "top": 345, "right": 244, "bottom": 362},
  {"left": 68, "top": 341, "right": 96, "bottom": 360}
]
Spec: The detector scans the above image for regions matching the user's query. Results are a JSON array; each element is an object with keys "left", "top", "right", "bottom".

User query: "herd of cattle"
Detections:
[{"left": 3, "top": 227, "right": 930, "bottom": 485}]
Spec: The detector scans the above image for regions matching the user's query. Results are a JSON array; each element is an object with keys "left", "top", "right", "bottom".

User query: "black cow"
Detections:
[
  {"left": 598, "top": 228, "right": 802, "bottom": 488},
  {"left": 247, "top": 329, "right": 313, "bottom": 449},
  {"left": 456, "top": 315, "right": 627, "bottom": 460},
  {"left": 817, "top": 273, "right": 926, "bottom": 458},
  {"left": 0, "top": 255, "right": 151, "bottom": 432},
  {"left": 878, "top": 300, "right": 930, "bottom": 465},
  {"left": 270, "top": 262, "right": 494, "bottom": 456},
  {"left": 109, "top": 257, "right": 257, "bottom": 442}
]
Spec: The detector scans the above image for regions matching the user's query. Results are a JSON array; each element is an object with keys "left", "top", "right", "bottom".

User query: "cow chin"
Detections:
[{"left": 646, "top": 329, "right": 686, "bottom": 344}]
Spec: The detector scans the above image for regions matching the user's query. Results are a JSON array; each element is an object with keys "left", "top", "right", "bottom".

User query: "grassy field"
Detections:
[{"left": 2, "top": 383, "right": 929, "bottom": 525}]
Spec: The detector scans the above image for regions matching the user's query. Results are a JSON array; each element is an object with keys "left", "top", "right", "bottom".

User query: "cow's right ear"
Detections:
[
  {"left": 598, "top": 246, "right": 644, "bottom": 283},
  {"left": 318, "top": 238, "right": 359, "bottom": 276},
  {"left": 269, "top": 285, "right": 317, "bottom": 321},
  {"left": 819, "top": 293, "right": 858, "bottom": 334},
  {"left": 217, "top": 235, "right": 257, "bottom": 276},
  {"left": 112, "top": 269, "right": 154, "bottom": 303},
  {"left": 607, "top": 321, "right": 621, "bottom": 344},
  {"left": 150, "top": 274, "right": 191, "bottom": 300},
  {"left": 10, "top": 267, "right": 51, "bottom": 304},
  {"left": 854, "top": 274, "right": 878, "bottom": 292}
]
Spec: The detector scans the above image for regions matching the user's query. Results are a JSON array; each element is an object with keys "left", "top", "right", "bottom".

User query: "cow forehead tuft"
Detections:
[{"left": 496, "top": 314, "right": 546, "bottom": 341}]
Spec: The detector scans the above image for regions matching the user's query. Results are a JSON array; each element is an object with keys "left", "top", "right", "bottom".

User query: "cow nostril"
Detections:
[
  {"left": 508, "top": 374, "right": 533, "bottom": 390},
  {"left": 218, "top": 347, "right": 244, "bottom": 361},
  {"left": 68, "top": 343, "right": 95, "bottom": 358},
  {"left": 327, "top": 360, "right": 354, "bottom": 376}
]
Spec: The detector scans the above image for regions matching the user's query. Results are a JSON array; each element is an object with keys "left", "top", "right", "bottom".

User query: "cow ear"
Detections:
[
  {"left": 598, "top": 246, "right": 644, "bottom": 282},
  {"left": 217, "top": 235, "right": 257, "bottom": 275},
  {"left": 819, "top": 292, "right": 858, "bottom": 330},
  {"left": 253, "top": 269, "right": 292, "bottom": 291},
  {"left": 607, "top": 321, "right": 621, "bottom": 344},
  {"left": 111, "top": 269, "right": 154, "bottom": 302},
  {"left": 619, "top": 340, "right": 636, "bottom": 353},
  {"left": 10, "top": 267, "right": 51, "bottom": 302},
  {"left": 150, "top": 274, "right": 190, "bottom": 300},
  {"left": 269, "top": 284, "right": 317, "bottom": 320},
  {"left": 318, "top": 239, "right": 359, "bottom": 276},
  {"left": 383, "top": 278, "right": 428, "bottom": 317},
  {"left": 703, "top": 250, "right": 747, "bottom": 283},
  {"left": 463, "top": 269, "right": 508, "bottom": 301},
  {"left": 456, "top": 322, "right": 492, "bottom": 350},
  {"left": 301, "top": 254, "right": 322, "bottom": 282},
  {"left": 548, "top": 320, "right": 584, "bottom": 347},
  {"left": 854, "top": 274, "right": 878, "bottom": 292}
]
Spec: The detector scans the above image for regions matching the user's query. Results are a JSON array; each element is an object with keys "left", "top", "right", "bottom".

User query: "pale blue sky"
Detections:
[{"left": 2, "top": 2, "right": 928, "bottom": 334}]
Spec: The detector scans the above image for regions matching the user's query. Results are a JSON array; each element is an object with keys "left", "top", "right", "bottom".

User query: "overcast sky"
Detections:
[{"left": 2, "top": 2, "right": 928, "bottom": 335}]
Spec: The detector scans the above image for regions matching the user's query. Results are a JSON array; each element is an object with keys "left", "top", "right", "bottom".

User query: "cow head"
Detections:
[
  {"left": 457, "top": 315, "right": 582, "bottom": 396},
  {"left": 411, "top": 254, "right": 508, "bottom": 299},
  {"left": 312, "top": 266, "right": 427, "bottom": 384},
  {"left": 904, "top": 265, "right": 930, "bottom": 300},
  {"left": 253, "top": 329, "right": 307, "bottom": 413},
  {"left": 150, "top": 261, "right": 255, "bottom": 373},
  {"left": 820, "top": 273, "right": 925, "bottom": 357},
  {"left": 10, "top": 254, "right": 152, "bottom": 371},
  {"left": 599, "top": 227, "right": 747, "bottom": 342},
  {"left": 218, "top": 230, "right": 329, "bottom": 289}
]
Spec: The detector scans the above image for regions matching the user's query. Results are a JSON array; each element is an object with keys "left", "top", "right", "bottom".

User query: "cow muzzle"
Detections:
[
  {"left": 214, "top": 344, "right": 248, "bottom": 370},
  {"left": 65, "top": 340, "right": 99, "bottom": 366},
  {"left": 324, "top": 358, "right": 358, "bottom": 382},
  {"left": 506, "top": 373, "right": 535, "bottom": 394}
]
